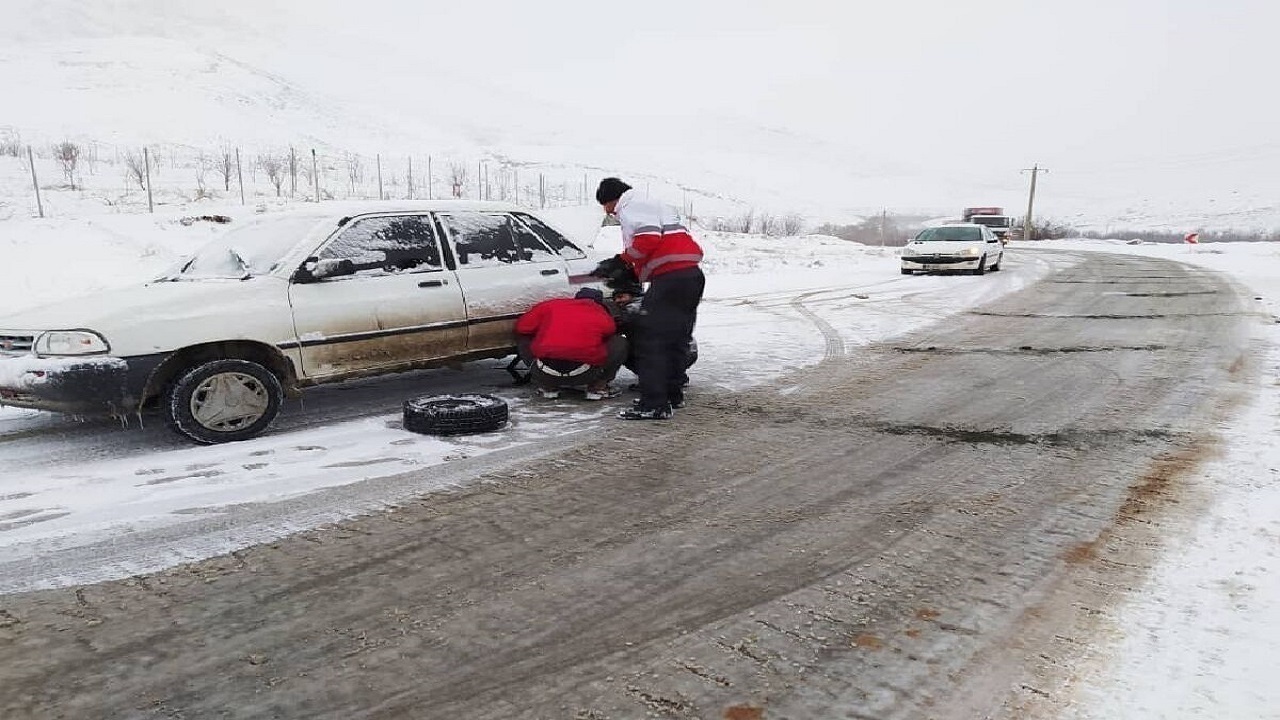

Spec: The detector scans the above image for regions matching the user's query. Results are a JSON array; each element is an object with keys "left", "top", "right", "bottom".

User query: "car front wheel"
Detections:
[
  {"left": 165, "top": 359, "right": 284, "bottom": 444},
  {"left": 972, "top": 257, "right": 987, "bottom": 276}
]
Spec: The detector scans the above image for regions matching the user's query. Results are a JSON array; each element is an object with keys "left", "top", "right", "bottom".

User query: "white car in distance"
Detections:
[
  {"left": 901, "top": 223, "right": 1004, "bottom": 276},
  {"left": 0, "top": 201, "right": 603, "bottom": 443}
]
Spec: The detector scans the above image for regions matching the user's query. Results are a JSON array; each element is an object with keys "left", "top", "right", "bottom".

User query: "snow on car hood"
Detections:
[
  {"left": 906, "top": 239, "right": 987, "bottom": 255},
  {"left": 0, "top": 278, "right": 286, "bottom": 333}
]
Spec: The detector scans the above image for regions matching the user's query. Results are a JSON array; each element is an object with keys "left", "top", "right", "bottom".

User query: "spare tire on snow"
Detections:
[{"left": 403, "top": 393, "right": 509, "bottom": 436}]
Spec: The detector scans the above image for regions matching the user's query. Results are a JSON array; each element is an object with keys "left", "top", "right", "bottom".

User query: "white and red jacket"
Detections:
[{"left": 614, "top": 189, "right": 703, "bottom": 282}]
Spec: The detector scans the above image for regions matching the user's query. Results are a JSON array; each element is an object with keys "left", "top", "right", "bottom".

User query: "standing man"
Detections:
[{"left": 594, "top": 177, "right": 704, "bottom": 420}]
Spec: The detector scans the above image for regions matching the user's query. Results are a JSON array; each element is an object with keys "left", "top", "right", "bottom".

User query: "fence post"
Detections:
[
  {"left": 27, "top": 146, "right": 44, "bottom": 218},
  {"left": 311, "top": 148, "right": 320, "bottom": 202},
  {"left": 289, "top": 146, "right": 297, "bottom": 197},
  {"left": 144, "top": 147, "right": 154, "bottom": 213},
  {"left": 235, "top": 147, "right": 245, "bottom": 205},
  {"left": 376, "top": 153, "right": 384, "bottom": 200}
]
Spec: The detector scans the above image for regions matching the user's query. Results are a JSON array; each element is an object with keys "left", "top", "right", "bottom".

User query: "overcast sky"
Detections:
[
  {"left": 254, "top": 0, "right": 1279, "bottom": 173},
  {"left": 6, "top": 0, "right": 1278, "bottom": 219}
]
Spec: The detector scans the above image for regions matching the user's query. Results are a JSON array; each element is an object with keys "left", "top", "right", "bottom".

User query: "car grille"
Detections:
[
  {"left": 0, "top": 332, "right": 35, "bottom": 354},
  {"left": 907, "top": 255, "right": 969, "bottom": 264}
]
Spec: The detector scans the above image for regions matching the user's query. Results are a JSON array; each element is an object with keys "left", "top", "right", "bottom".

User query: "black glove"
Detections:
[
  {"left": 589, "top": 255, "right": 627, "bottom": 279},
  {"left": 590, "top": 256, "right": 640, "bottom": 289}
]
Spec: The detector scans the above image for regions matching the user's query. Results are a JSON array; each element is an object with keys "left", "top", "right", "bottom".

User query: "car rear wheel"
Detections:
[{"left": 166, "top": 359, "right": 284, "bottom": 444}]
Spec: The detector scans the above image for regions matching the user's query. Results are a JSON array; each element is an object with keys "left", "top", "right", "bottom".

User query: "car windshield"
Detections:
[
  {"left": 916, "top": 227, "right": 982, "bottom": 242},
  {"left": 161, "top": 215, "right": 326, "bottom": 280},
  {"left": 969, "top": 216, "right": 1009, "bottom": 227}
]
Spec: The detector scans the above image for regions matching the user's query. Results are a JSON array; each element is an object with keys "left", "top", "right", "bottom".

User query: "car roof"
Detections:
[
  {"left": 262, "top": 200, "right": 529, "bottom": 223},
  {"left": 935, "top": 223, "right": 986, "bottom": 228}
]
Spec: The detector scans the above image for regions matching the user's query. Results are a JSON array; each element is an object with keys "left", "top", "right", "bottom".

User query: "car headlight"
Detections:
[
  {"left": 964, "top": 246, "right": 982, "bottom": 256},
  {"left": 901, "top": 246, "right": 917, "bottom": 257},
  {"left": 34, "top": 330, "right": 110, "bottom": 356}
]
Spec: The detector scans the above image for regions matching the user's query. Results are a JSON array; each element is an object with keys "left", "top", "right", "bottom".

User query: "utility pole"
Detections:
[
  {"left": 880, "top": 208, "right": 887, "bottom": 247},
  {"left": 376, "top": 153, "right": 384, "bottom": 200},
  {"left": 311, "top": 148, "right": 320, "bottom": 202},
  {"left": 1021, "top": 164, "right": 1049, "bottom": 241},
  {"left": 144, "top": 147, "right": 154, "bottom": 213},
  {"left": 235, "top": 147, "right": 245, "bottom": 205},
  {"left": 27, "top": 146, "right": 43, "bottom": 218},
  {"left": 289, "top": 146, "right": 297, "bottom": 197},
  {"left": 407, "top": 156, "right": 414, "bottom": 200},
  {"left": 427, "top": 156, "right": 433, "bottom": 199}
]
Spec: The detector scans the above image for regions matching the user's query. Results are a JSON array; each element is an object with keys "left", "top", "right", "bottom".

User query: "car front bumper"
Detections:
[
  {"left": 901, "top": 256, "right": 983, "bottom": 271},
  {"left": 0, "top": 354, "right": 134, "bottom": 414}
]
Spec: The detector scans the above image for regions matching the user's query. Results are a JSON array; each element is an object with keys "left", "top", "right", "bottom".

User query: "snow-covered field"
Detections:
[{"left": 2, "top": 201, "right": 1279, "bottom": 717}]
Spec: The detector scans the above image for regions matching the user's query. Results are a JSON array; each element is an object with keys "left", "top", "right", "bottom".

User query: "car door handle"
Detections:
[
  {"left": 540, "top": 269, "right": 560, "bottom": 276},
  {"left": 418, "top": 279, "right": 446, "bottom": 288}
]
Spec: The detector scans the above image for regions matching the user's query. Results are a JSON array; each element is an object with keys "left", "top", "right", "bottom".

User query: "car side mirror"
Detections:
[{"left": 294, "top": 257, "right": 356, "bottom": 283}]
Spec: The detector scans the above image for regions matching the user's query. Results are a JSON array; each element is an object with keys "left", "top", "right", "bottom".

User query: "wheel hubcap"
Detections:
[{"left": 190, "top": 372, "right": 270, "bottom": 431}]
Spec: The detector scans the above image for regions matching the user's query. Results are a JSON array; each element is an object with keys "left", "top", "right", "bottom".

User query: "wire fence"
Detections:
[{"left": 8, "top": 136, "right": 603, "bottom": 219}]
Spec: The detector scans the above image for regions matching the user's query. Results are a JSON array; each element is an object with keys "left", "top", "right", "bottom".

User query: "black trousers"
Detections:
[
  {"left": 635, "top": 266, "right": 705, "bottom": 410},
  {"left": 517, "top": 336, "right": 628, "bottom": 390}
]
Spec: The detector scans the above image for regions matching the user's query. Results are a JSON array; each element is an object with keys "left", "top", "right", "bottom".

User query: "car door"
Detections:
[
  {"left": 287, "top": 213, "right": 468, "bottom": 379},
  {"left": 982, "top": 226, "right": 1002, "bottom": 263},
  {"left": 434, "top": 211, "right": 573, "bottom": 353}
]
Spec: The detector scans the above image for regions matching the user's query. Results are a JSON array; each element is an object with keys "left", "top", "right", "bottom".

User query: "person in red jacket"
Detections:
[
  {"left": 594, "top": 177, "right": 705, "bottom": 420},
  {"left": 514, "top": 287, "right": 627, "bottom": 400}
]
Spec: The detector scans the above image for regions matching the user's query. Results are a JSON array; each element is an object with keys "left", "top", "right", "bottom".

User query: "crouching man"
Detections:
[{"left": 514, "top": 287, "right": 627, "bottom": 400}]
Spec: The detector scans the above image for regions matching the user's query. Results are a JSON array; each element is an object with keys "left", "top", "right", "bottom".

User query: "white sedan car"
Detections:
[
  {"left": 0, "top": 201, "right": 603, "bottom": 443},
  {"left": 901, "top": 223, "right": 1004, "bottom": 276}
]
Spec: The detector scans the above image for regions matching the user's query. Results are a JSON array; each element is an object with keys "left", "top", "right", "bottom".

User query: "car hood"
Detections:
[
  {"left": 0, "top": 278, "right": 285, "bottom": 332},
  {"left": 906, "top": 240, "right": 987, "bottom": 255}
]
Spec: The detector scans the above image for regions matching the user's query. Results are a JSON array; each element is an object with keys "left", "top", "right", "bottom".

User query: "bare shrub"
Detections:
[
  {"left": 758, "top": 211, "right": 778, "bottom": 236},
  {"left": 449, "top": 162, "right": 469, "bottom": 198},
  {"left": 346, "top": 153, "right": 364, "bottom": 196},
  {"left": 53, "top": 141, "right": 81, "bottom": 189},
  {"left": 216, "top": 144, "right": 235, "bottom": 191},
  {"left": 261, "top": 154, "right": 286, "bottom": 196},
  {"left": 725, "top": 208, "right": 755, "bottom": 234},
  {"left": 0, "top": 128, "right": 21, "bottom": 157},
  {"left": 123, "top": 149, "right": 148, "bottom": 191},
  {"left": 815, "top": 213, "right": 932, "bottom": 246},
  {"left": 780, "top": 213, "right": 805, "bottom": 236},
  {"left": 1018, "top": 217, "right": 1075, "bottom": 240},
  {"left": 193, "top": 154, "right": 214, "bottom": 200}
]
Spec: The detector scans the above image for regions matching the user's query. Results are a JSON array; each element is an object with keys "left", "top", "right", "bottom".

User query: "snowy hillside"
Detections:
[{"left": 2, "top": 0, "right": 1279, "bottom": 231}]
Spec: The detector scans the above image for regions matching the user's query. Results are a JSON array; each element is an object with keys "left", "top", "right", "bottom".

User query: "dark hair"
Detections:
[
  {"left": 575, "top": 287, "right": 605, "bottom": 304},
  {"left": 595, "top": 177, "right": 632, "bottom": 205}
]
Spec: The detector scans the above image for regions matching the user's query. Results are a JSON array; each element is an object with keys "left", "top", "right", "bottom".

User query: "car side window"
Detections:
[
  {"left": 317, "top": 215, "right": 444, "bottom": 276},
  {"left": 514, "top": 213, "right": 587, "bottom": 259},
  {"left": 437, "top": 212, "right": 557, "bottom": 268}
]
